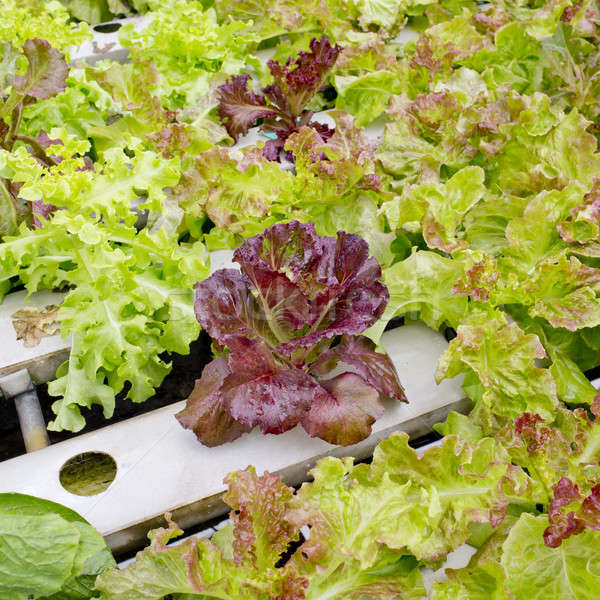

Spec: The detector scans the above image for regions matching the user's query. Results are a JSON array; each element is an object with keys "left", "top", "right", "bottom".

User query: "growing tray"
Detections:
[{"left": 0, "top": 287, "right": 468, "bottom": 553}]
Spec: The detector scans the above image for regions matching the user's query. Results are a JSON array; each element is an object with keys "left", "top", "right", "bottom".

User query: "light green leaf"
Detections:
[
  {"left": 354, "top": 0, "right": 407, "bottom": 31},
  {"left": 305, "top": 555, "right": 425, "bottom": 600},
  {"left": 335, "top": 71, "right": 402, "bottom": 126},
  {"left": 0, "top": 1, "right": 91, "bottom": 56},
  {"left": 0, "top": 493, "right": 115, "bottom": 600},
  {"left": 0, "top": 178, "right": 18, "bottom": 239},
  {"left": 119, "top": 3, "right": 258, "bottom": 109},
  {"left": 0, "top": 513, "right": 79, "bottom": 600},
  {"left": 503, "top": 184, "right": 585, "bottom": 274},
  {"left": 493, "top": 108, "right": 600, "bottom": 197},
  {"left": 366, "top": 250, "right": 467, "bottom": 342},
  {"left": 524, "top": 255, "right": 600, "bottom": 331},
  {"left": 502, "top": 514, "right": 600, "bottom": 600},
  {"left": 409, "top": 165, "right": 485, "bottom": 252},
  {"left": 436, "top": 310, "right": 559, "bottom": 420},
  {"left": 291, "top": 433, "right": 537, "bottom": 565},
  {"left": 464, "top": 23, "right": 543, "bottom": 94},
  {"left": 376, "top": 117, "right": 462, "bottom": 185}
]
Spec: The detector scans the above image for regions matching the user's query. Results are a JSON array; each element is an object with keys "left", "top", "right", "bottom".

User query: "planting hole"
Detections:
[
  {"left": 59, "top": 452, "right": 117, "bottom": 496},
  {"left": 93, "top": 22, "right": 122, "bottom": 33}
]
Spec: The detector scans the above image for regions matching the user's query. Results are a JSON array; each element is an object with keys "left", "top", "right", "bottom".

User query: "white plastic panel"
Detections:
[
  {"left": 0, "top": 322, "right": 467, "bottom": 553},
  {"left": 0, "top": 290, "right": 70, "bottom": 384}
]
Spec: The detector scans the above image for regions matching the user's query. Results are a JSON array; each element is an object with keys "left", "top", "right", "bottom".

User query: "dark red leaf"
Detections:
[
  {"left": 232, "top": 221, "right": 388, "bottom": 351},
  {"left": 301, "top": 372, "right": 384, "bottom": 446},
  {"left": 182, "top": 222, "right": 398, "bottom": 447},
  {"left": 193, "top": 269, "right": 276, "bottom": 347},
  {"left": 262, "top": 137, "right": 286, "bottom": 162},
  {"left": 308, "top": 120, "right": 335, "bottom": 142},
  {"left": 14, "top": 39, "right": 68, "bottom": 100},
  {"left": 278, "top": 230, "right": 388, "bottom": 353},
  {"left": 233, "top": 221, "right": 323, "bottom": 334},
  {"left": 175, "top": 358, "right": 250, "bottom": 447},
  {"left": 262, "top": 84, "right": 290, "bottom": 113},
  {"left": 221, "top": 337, "right": 324, "bottom": 434},
  {"left": 217, "top": 74, "right": 278, "bottom": 142},
  {"left": 216, "top": 39, "right": 340, "bottom": 161},
  {"left": 310, "top": 335, "right": 406, "bottom": 402}
]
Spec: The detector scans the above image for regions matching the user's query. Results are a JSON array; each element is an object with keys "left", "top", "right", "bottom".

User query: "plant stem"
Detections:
[
  {"left": 14, "top": 134, "right": 59, "bottom": 167},
  {"left": 6, "top": 102, "right": 22, "bottom": 149}
]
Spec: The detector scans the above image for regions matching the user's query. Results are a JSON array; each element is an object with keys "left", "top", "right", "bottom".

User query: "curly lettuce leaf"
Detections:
[
  {"left": 176, "top": 146, "right": 295, "bottom": 236},
  {"left": 462, "top": 22, "right": 544, "bottom": 94},
  {"left": 436, "top": 309, "right": 559, "bottom": 421},
  {"left": 268, "top": 37, "right": 341, "bottom": 117},
  {"left": 432, "top": 511, "right": 600, "bottom": 600},
  {"left": 0, "top": 1, "right": 90, "bottom": 55},
  {"left": 544, "top": 477, "right": 600, "bottom": 547},
  {"left": 287, "top": 111, "right": 380, "bottom": 195},
  {"left": 216, "top": 74, "right": 276, "bottom": 142},
  {"left": 84, "top": 61, "right": 229, "bottom": 162},
  {"left": 0, "top": 144, "right": 208, "bottom": 431},
  {"left": 290, "top": 433, "right": 537, "bottom": 565},
  {"left": 178, "top": 111, "right": 388, "bottom": 252},
  {"left": 334, "top": 70, "right": 402, "bottom": 126},
  {"left": 217, "top": 38, "right": 340, "bottom": 158},
  {"left": 353, "top": 0, "right": 410, "bottom": 32},
  {"left": 496, "top": 399, "right": 600, "bottom": 501},
  {"left": 213, "top": 0, "right": 356, "bottom": 45},
  {"left": 119, "top": 2, "right": 259, "bottom": 109},
  {"left": 510, "top": 310, "right": 599, "bottom": 406},
  {"left": 0, "top": 178, "right": 19, "bottom": 239},
  {"left": 524, "top": 254, "right": 600, "bottom": 331},
  {"left": 387, "top": 165, "right": 485, "bottom": 252},
  {"left": 491, "top": 106, "right": 600, "bottom": 197},
  {"left": 375, "top": 93, "right": 480, "bottom": 185},
  {"left": 20, "top": 67, "right": 116, "bottom": 142},
  {"left": 95, "top": 469, "right": 306, "bottom": 600},
  {"left": 0, "top": 39, "right": 70, "bottom": 160},
  {"left": 96, "top": 463, "right": 424, "bottom": 600},
  {"left": 366, "top": 250, "right": 468, "bottom": 342}
]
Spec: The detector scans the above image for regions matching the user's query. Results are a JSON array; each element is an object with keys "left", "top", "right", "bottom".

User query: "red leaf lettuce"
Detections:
[
  {"left": 177, "top": 221, "right": 405, "bottom": 447},
  {"left": 217, "top": 37, "right": 340, "bottom": 161}
]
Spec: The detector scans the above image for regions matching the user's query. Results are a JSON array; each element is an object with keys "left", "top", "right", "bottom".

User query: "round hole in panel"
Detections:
[
  {"left": 59, "top": 451, "right": 117, "bottom": 496},
  {"left": 93, "top": 22, "right": 122, "bottom": 33}
]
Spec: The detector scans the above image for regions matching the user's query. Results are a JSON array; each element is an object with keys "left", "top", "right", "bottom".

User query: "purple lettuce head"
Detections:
[
  {"left": 216, "top": 38, "right": 340, "bottom": 161},
  {"left": 177, "top": 221, "right": 406, "bottom": 447},
  {"left": 267, "top": 37, "right": 341, "bottom": 117}
]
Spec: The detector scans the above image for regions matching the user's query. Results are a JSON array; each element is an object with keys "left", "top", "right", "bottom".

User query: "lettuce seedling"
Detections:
[
  {"left": 177, "top": 221, "right": 406, "bottom": 446},
  {"left": 217, "top": 37, "right": 341, "bottom": 160}
]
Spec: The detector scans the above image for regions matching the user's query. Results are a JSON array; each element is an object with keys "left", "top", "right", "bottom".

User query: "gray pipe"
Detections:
[{"left": 0, "top": 369, "right": 49, "bottom": 452}]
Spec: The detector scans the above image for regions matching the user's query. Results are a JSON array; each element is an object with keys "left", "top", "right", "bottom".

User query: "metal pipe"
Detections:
[{"left": 0, "top": 369, "right": 49, "bottom": 452}]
